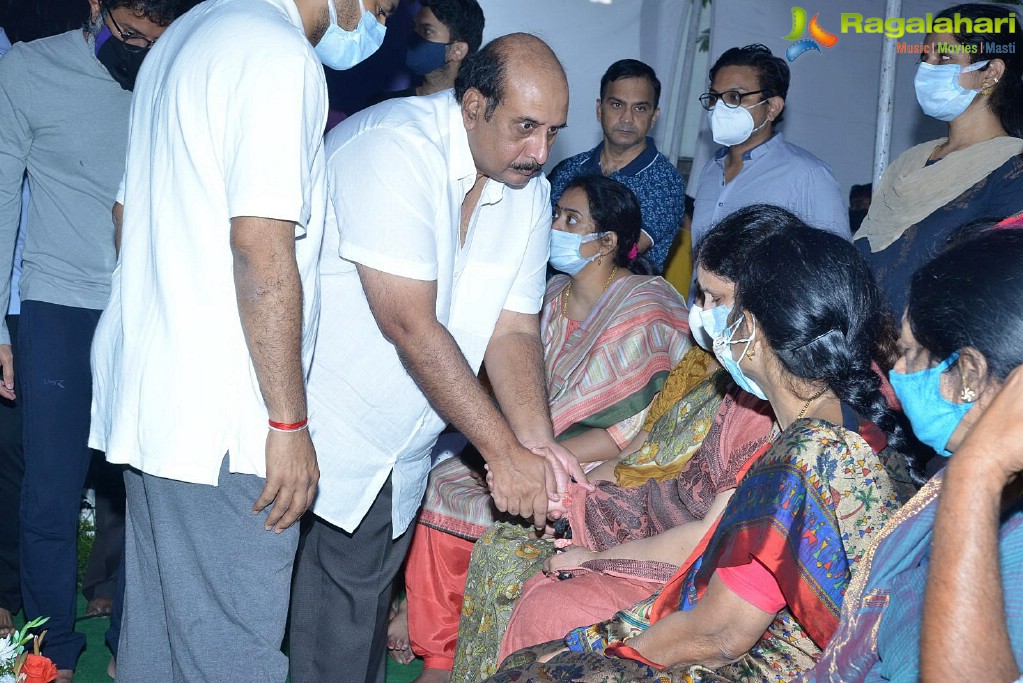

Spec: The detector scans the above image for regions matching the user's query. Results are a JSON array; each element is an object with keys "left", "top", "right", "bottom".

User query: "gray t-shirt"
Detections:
[{"left": 0, "top": 29, "right": 130, "bottom": 344}]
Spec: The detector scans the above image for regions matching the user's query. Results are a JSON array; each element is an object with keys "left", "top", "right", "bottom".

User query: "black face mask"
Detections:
[{"left": 95, "top": 25, "right": 148, "bottom": 91}]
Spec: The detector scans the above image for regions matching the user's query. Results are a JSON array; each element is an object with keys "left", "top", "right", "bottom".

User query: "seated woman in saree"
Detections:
[
  {"left": 449, "top": 204, "right": 800, "bottom": 683},
  {"left": 856, "top": 2, "right": 1023, "bottom": 313},
  {"left": 403, "top": 174, "right": 692, "bottom": 680},
  {"left": 485, "top": 212, "right": 918, "bottom": 683},
  {"left": 800, "top": 224, "right": 1023, "bottom": 682}
]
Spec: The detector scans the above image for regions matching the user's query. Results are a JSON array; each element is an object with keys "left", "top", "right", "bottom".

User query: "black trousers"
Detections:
[
  {"left": 288, "top": 475, "right": 414, "bottom": 683},
  {"left": 0, "top": 314, "right": 23, "bottom": 614}
]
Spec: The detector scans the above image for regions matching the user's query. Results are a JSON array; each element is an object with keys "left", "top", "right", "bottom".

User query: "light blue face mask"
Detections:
[
  {"left": 315, "top": 0, "right": 387, "bottom": 71},
  {"left": 713, "top": 314, "right": 768, "bottom": 400},
  {"left": 889, "top": 351, "right": 975, "bottom": 456},
  {"left": 688, "top": 303, "right": 732, "bottom": 352},
  {"left": 914, "top": 60, "right": 989, "bottom": 122},
  {"left": 549, "top": 230, "right": 608, "bottom": 276}
]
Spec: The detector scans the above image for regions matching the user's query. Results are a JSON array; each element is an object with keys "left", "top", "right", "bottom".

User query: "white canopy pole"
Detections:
[
  {"left": 873, "top": 0, "right": 902, "bottom": 186},
  {"left": 661, "top": 0, "right": 702, "bottom": 163},
  {"left": 656, "top": 0, "right": 691, "bottom": 158}
]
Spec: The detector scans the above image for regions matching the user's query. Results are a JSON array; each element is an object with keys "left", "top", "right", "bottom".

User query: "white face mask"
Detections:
[
  {"left": 314, "top": 0, "right": 387, "bottom": 71},
  {"left": 708, "top": 99, "right": 769, "bottom": 147},
  {"left": 914, "top": 60, "right": 990, "bottom": 122}
]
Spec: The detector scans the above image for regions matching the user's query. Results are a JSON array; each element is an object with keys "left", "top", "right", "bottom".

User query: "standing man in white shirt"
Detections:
[
  {"left": 88, "top": 0, "right": 398, "bottom": 681},
  {"left": 289, "top": 33, "right": 583, "bottom": 683}
]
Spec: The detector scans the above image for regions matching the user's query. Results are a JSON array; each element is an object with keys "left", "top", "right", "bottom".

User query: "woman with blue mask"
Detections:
[
  {"left": 803, "top": 223, "right": 1023, "bottom": 682},
  {"left": 486, "top": 207, "right": 916, "bottom": 683},
  {"left": 856, "top": 3, "right": 1023, "bottom": 315},
  {"left": 400, "top": 174, "right": 691, "bottom": 681}
]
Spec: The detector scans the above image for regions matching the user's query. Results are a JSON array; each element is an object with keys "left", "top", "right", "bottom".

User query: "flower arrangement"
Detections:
[{"left": 0, "top": 618, "right": 57, "bottom": 683}]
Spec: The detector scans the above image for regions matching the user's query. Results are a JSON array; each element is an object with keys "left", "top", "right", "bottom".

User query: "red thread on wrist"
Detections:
[{"left": 268, "top": 417, "right": 308, "bottom": 431}]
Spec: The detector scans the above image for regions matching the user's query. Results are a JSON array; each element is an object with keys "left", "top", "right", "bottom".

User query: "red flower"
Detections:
[{"left": 19, "top": 654, "right": 58, "bottom": 683}]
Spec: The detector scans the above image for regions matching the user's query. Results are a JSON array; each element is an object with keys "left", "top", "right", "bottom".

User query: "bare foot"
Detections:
[
  {"left": 387, "top": 595, "right": 415, "bottom": 665},
  {"left": 413, "top": 668, "right": 451, "bottom": 683},
  {"left": 0, "top": 607, "right": 13, "bottom": 638},
  {"left": 107, "top": 656, "right": 116, "bottom": 679}
]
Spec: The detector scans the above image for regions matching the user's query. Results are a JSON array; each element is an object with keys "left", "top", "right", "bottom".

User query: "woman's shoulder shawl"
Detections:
[
  {"left": 800, "top": 471, "right": 943, "bottom": 682},
  {"left": 691, "top": 415, "right": 915, "bottom": 648},
  {"left": 548, "top": 275, "right": 691, "bottom": 438}
]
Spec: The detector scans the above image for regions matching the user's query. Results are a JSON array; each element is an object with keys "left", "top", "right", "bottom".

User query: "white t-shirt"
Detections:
[
  {"left": 89, "top": 0, "right": 328, "bottom": 485},
  {"left": 308, "top": 91, "right": 551, "bottom": 535}
]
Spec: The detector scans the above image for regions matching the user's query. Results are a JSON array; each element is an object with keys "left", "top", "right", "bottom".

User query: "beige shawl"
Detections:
[{"left": 856, "top": 136, "right": 1023, "bottom": 252}]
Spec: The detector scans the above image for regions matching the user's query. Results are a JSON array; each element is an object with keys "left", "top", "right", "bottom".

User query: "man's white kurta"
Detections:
[{"left": 310, "top": 91, "right": 551, "bottom": 536}]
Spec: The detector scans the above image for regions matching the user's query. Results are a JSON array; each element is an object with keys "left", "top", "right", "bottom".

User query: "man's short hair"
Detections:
[
  {"left": 709, "top": 44, "right": 790, "bottom": 123},
  {"left": 454, "top": 37, "right": 506, "bottom": 121},
  {"left": 104, "top": 0, "right": 197, "bottom": 26},
  {"left": 421, "top": 0, "right": 485, "bottom": 55},
  {"left": 599, "top": 59, "right": 661, "bottom": 108}
]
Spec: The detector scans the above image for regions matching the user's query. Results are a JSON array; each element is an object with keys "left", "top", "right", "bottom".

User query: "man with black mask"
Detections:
[
  {"left": 371, "top": 0, "right": 484, "bottom": 103},
  {"left": 0, "top": 1, "right": 191, "bottom": 680}
]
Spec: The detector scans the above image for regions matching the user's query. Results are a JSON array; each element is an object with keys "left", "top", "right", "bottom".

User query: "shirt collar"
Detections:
[
  {"left": 447, "top": 93, "right": 505, "bottom": 205},
  {"left": 583, "top": 137, "right": 659, "bottom": 177},
  {"left": 714, "top": 132, "right": 784, "bottom": 163}
]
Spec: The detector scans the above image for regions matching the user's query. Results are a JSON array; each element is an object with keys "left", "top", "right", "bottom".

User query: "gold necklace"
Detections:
[
  {"left": 562, "top": 265, "right": 618, "bottom": 317},
  {"left": 796, "top": 386, "right": 829, "bottom": 420}
]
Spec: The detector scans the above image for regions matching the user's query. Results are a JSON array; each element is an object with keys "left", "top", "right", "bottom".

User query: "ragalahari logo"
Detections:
[{"left": 783, "top": 7, "right": 839, "bottom": 61}]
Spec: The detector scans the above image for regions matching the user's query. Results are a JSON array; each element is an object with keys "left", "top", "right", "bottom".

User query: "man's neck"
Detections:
[
  {"left": 417, "top": 64, "right": 457, "bottom": 96},
  {"left": 599, "top": 138, "right": 647, "bottom": 176},
  {"left": 724, "top": 127, "right": 773, "bottom": 181}
]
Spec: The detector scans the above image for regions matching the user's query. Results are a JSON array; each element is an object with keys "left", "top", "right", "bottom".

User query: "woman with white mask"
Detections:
[{"left": 856, "top": 3, "right": 1023, "bottom": 314}]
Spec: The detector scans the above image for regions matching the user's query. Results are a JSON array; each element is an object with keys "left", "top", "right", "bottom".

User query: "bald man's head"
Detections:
[
  {"left": 455, "top": 32, "right": 567, "bottom": 121},
  {"left": 457, "top": 33, "right": 569, "bottom": 188}
]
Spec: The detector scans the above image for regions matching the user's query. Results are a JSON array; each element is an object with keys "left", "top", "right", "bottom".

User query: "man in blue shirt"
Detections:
[
  {"left": 690, "top": 44, "right": 849, "bottom": 296},
  {"left": 547, "top": 59, "right": 685, "bottom": 274}
]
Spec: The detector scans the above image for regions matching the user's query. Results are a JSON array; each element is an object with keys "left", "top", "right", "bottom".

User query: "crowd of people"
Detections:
[{"left": 0, "top": 0, "right": 1022, "bottom": 682}]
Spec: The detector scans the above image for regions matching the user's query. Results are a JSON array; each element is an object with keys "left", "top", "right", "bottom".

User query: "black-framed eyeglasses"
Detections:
[
  {"left": 105, "top": 8, "right": 155, "bottom": 50},
  {"left": 699, "top": 89, "right": 769, "bottom": 111}
]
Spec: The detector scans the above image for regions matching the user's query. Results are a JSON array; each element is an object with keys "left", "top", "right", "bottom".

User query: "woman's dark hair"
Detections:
[
  {"left": 563, "top": 174, "right": 641, "bottom": 269},
  {"left": 694, "top": 203, "right": 803, "bottom": 284},
  {"left": 937, "top": 3, "right": 1023, "bottom": 138},
  {"left": 708, "top": 44, "right": 790, "bottom": 125},
  {"left": 731, "top": 210, "right": 915, "bottom": 456},
  {"left": 908, "top": 225, "right": 1023, "bottom": 381}
]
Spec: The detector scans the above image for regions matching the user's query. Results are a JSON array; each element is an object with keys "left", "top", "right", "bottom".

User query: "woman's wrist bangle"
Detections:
[{"left": 268, "top": 417, "right": 308, "bottom": 433}]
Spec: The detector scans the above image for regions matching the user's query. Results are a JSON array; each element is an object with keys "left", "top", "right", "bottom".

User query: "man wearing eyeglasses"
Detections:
[
  {"left": 0, "top": 1, "right": 189, "bottom": 680},
  {"left": 689, "top": 44, "right": 849, "bottom": 297}
]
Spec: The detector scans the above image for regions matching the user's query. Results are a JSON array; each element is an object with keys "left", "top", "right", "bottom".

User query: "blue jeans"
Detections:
[{"left": 18, "top": 300, "right": 100, "bottom": 670}]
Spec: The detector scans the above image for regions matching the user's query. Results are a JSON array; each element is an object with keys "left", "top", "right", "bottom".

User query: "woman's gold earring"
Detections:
[
  {"left": 597, "top": 254, "right": 604, "bottom": 266},
  {"left": 960, "top": 386, "right": 977, "bottom": 402},
  {"left": 745, "top": 347, "right": 756, "bottom": 361}
]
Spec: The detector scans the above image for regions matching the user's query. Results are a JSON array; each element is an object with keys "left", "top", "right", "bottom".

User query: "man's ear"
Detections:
[
  {"left": 462, "top": 88, "right": 483, "bottom": 129},
  {"left": 650, "top": 106, "right": 661, "bottom": 128},
  {"left": 88, "top": 0, "right": 102, "bottom": 23},
  {"left": 447, "top": 40, "right": 468, "bottom": 64},
  {"left": 766, "top": 96, "right": 785, "bottom": 123},
  {"left": 595, "top": 97, "right": 603, "bottom": 125}
]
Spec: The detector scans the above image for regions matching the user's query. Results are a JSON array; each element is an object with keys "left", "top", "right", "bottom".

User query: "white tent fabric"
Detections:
[{"left": 691, "top": 0, "right": 950, "bottom": 199}]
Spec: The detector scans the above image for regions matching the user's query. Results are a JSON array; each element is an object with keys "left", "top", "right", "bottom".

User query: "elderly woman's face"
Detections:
[{"left": 695, "top": 266, "right": 736, "bottom": 310}]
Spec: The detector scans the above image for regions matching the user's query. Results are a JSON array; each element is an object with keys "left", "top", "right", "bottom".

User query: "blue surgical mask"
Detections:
[
  {"left": 713, "top": 315, "right": 768, "bottom": 400},
  {"left": 405, "top": 32, "right": 448, "bottom": 76},
  {"left": 889, "top": 351, "right": 974, "bottom": 456},
  {"left": 549, "top": 230, "right": 608, "bottom": 276},
  {"left": 688, "top": 303, "right": 731, "bottom": 352},
  {"left": 315, "top": 0, "right": 387, "bottom": 71},
  {"left": 914, "top": 60, "right": 989, "bottom": 122}
]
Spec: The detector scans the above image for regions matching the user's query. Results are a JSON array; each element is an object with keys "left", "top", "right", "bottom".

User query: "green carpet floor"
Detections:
[{"left": 16, "top": 600, "right": 423, "bottom": 682}]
